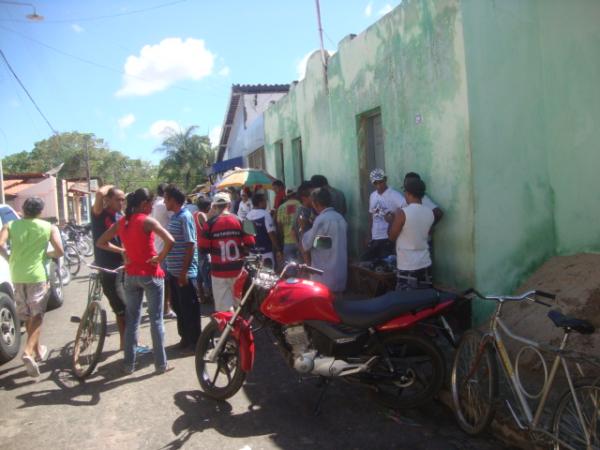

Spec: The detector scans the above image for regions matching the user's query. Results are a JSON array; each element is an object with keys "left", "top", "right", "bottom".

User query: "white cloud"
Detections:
[
  {"left": 71, "top": 24, "right": 84, "bottom": 33},
  {"left": 378, "top": 3, "right": 394, "bottom": 15},
  {"left": 147, "top": 120, "right": 181, "bottom": 139},
  {"left": 116, "top": 37, "right": 215, "bottom": 97},
  {"left": 209, "top": 126, "right": 222, "bottom": 146},
  {"left": 364, "top": 2, "right": 373, "bottom": 17},
  {"left": 118, "top": 113, "right": 136, "bottom": 129},
  {"left": 218, "top": 66, "right": 230, "bottom": 77}
]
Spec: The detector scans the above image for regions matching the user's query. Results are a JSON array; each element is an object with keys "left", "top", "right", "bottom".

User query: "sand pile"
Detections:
[{"left": 501, "top": 253, "right": 600, "bottom": 374}]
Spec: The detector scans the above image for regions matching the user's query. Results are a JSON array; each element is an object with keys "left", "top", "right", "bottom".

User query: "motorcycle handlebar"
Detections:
[{"left": 298, "top": 264, "right": 324, "bottom": 276}]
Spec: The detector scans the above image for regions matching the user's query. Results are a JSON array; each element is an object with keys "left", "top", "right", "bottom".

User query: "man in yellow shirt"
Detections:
[
  {"left": 0, "top": 197, "right": 63, "bottom": 377},
  {"left": 276, "top": 188, "right": 302, "bottom": 264}
]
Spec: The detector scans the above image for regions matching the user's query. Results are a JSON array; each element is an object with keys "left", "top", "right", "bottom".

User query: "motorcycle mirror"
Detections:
[
  {"left": 242, "top": 219, "right": 257, "bottom": 237},
  {"left": 313, "top": 235, "right": 332, "bottom": 250}
]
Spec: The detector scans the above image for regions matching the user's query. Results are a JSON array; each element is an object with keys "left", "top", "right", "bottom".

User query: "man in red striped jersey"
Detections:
[{"left": 198, "top": 192, "right": 255, "bottom": 311}]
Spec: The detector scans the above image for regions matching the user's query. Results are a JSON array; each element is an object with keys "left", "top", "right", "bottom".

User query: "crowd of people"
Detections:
[{"left": 0, "top": 168, "right": 443, "bottom": 378}]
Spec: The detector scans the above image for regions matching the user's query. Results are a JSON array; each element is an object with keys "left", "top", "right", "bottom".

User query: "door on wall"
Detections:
[
  {"left": 275, "top": 141, "right": 285, "bottom": 184},
  {"left": 291, "top": 137, "right": 304, "bottom": 186},
  {"left": 357, "top": 108, "right": 385, "bottom": 208}
]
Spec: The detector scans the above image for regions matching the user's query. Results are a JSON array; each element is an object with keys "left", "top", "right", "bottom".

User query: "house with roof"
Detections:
[
  {"left": 212, "top": 84, "right": 289, "bottom": 175},
  {"left": 3, "top": 172, "right": 62, "bottom": 222}
]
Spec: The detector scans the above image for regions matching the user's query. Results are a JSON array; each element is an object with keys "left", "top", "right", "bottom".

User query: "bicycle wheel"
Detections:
[
  {"left": 552, "top": 378, "right": 600, "bottom": 450},
  {"left": 195, "top": 320, "right": 246, "bottom": 400},
  {"left": 451, "top": 329, "right": 498, "bottom": 435},
  {"left": 72, "top": 301, "right": 107, "bottom": 379},
  {"left": 65, "top": 245, "right": 81, "bottom": 276},
  {"left": 370, "top": 333, "right": 446, "bottom": 409},
  {"left": 78, "top": 238, "right": 93, "bottom": 257}
]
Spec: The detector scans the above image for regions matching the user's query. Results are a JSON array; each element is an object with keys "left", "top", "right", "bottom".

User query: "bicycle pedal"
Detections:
[{"left": 70, "top": 316, "right": 81, "bottom": 323}]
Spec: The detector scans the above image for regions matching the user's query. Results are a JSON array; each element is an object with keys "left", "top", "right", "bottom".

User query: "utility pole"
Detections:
[
  {"left": 314, "top": 0, "right": 329, "bottom": 92},
  {"left": 0, "top": 158, "right": 4, "bottom": 204},
  {"left": 84, "top": 135, "right": 91, "bottom": 222}
]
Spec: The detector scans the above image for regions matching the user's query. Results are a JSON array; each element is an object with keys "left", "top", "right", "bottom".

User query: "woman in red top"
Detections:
[{"left": 97, "top": 188, "right": 175, "bottom": 374}]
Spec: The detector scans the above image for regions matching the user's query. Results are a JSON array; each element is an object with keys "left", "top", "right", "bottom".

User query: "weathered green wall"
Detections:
[
  {"left": 264, "top": 0, "right": 600, "bottom": 322},
  {"left": 461, "top": 0, "right": 600, "bottom": 322},
  {"left": 537, "top": 0, "right": 600, "bottom": 255},
  {"left": 460, "top": 0, "right": 556, "bottom": 321},
  {"left": 264, "top": 0, "right": 475, "bottom": 288}
]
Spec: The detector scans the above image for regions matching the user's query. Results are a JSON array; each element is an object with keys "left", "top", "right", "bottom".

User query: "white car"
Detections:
[{"left": 0, "top": 204, "right": 64, "bottom": 363}]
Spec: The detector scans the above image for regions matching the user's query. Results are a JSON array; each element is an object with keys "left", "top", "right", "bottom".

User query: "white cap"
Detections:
[{"left": 211, "top": 191, "right": 231, "bottom": 206}]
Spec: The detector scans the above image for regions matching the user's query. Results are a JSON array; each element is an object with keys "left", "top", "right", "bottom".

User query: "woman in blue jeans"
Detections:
[{"left": 97, "top": 188, "right": 175, "bottom": 374}]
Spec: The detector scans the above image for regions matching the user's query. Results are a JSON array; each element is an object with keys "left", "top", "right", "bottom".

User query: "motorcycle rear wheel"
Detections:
[
  {"left": 371, "top": 333, "right": 445, "bottom": 409},
  {"left": 195, "top": 320, "right": 246, "bottom": 400}
]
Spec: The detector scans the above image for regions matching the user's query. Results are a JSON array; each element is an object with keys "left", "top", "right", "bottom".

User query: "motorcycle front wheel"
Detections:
[
  {"left": 195, "top": 320, "right": 246, "bottom": 400},
  {"left": 371, "top": 333, "right": 445, "bottom": 409}
]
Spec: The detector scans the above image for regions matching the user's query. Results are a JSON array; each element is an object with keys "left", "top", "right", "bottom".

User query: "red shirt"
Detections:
[
  {"left": 198, "top": 213, "right": 255, "bottom": 278},
  {"left": 274, "top": 189, "right": 286, "bottom": 209},
  {"left": 118, "top": 213, "right": 165, "bottom": 277}
]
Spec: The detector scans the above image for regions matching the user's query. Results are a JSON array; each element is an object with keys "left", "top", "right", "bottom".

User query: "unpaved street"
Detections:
[{"left": 0, "top": 266, "right": 508, "bottom": 449}]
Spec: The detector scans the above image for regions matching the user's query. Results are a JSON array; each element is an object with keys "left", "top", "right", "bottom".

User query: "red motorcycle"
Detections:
[{"left": 195, "top": 243, "right": 460, "bottom": 409}]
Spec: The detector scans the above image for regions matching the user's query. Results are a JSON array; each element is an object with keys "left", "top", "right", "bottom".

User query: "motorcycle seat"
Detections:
[{"left": 334, "top": 289, "right": 452, "bottom": 329}]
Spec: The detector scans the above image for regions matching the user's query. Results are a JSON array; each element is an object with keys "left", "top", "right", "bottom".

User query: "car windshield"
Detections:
[{"left": 0, "top": 206, "right": 18, "bottom": 227}]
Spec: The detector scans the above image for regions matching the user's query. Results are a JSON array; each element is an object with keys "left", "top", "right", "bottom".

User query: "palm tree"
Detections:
[{"left": 156, "top": 126, "right": 214, "bottom": 192}]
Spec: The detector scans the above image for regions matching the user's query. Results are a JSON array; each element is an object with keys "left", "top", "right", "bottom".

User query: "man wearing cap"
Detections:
[
  {"left": 389, "top": 178, "right": 434, "bottom": 290},
  {"left": 364, "top": 168, "right": 407, "bottom": 261},
  {"left": 198, "top": 192, "right": 255, "bottom": 311}
]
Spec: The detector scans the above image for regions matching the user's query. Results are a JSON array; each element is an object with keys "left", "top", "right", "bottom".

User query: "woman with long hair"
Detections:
[{"left": 97, "top": 188, "right": 175, "bottom": 374}]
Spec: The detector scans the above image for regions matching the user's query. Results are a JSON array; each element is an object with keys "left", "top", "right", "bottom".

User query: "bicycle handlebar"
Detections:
[
  {"left": 87, "top": 263, "right": 124, "bottom": 274},
  {"left": 463, "top": 288, "right": 555, "bottom": 307}
]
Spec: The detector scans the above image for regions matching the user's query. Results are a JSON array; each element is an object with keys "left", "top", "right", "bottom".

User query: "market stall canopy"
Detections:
[{"left": 216, "top": 168, "right": 276, "bottom": 190}]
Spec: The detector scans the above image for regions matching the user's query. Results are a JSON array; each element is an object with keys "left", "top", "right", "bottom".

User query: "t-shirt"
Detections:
[
  {"left": 198, "top": 213, "right": 255, "bottom": 278},
  {"left": 151, "top": 196, "right": 170, "bottom": 253},
  {"left": 237, "top": 200, "right": 252, "bottom": 221},
  {"left": 277, "top": 199, "right": 301, "bottom": 245},
  {"left": 8, "top": 218, "right": 51, "bottom": 283},
  {"left": 92, "top": 209, "right": 123, "bottom": 269},
  {"left": 246, "top": 208, "right": 275, "bottom": 254},
  {"left": 166, "top": 208, "right": 198, "bottom": 278},
  {"left": 369, "top": 187, "right": 407, "bottom": 240}
]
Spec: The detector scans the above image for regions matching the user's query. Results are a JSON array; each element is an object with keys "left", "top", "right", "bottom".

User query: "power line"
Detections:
[
  {"left": 0, "top": 0, "right": 188, "bottom": 23},
  {"left": 0, "top": 48, "right": 56, "bottom": 134}
]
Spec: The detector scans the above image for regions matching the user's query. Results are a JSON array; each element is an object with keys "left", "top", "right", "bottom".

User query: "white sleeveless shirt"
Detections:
[{"left": 395, "top": 203, "right": 434, "bottom": 271}]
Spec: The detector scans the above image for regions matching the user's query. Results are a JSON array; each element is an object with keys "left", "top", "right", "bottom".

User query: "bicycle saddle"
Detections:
[{"left": 547, "top": 309, "right": 595, "bottom": 335}]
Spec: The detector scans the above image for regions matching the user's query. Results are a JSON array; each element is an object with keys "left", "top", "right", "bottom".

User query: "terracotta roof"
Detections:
[
  {"left": 5, "top": 182, "right": 36, "bottom": 195},
  {"left": 3, "top": 179, "right": 22, "bottom": 189},
  {"left": 3, "top": 172, "right": 46, "bottom": 180}
]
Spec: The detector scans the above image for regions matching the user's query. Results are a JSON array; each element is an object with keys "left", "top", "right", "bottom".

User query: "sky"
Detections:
[{"left": 0, "top": 0, "right": 399, "bottom": 164}]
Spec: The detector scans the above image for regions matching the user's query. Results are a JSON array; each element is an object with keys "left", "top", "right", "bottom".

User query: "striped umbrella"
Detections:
[{"left": 216, "top": 168, "right": 277, "bottom": 190}]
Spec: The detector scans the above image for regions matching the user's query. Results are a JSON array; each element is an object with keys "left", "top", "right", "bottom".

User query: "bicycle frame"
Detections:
[{"left": 485, "top": 301, "right": 593, "bottom": 448}]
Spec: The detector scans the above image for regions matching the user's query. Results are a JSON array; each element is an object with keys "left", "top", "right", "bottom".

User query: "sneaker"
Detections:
[
  {"left": 164, "top": 310, "right": 177, "bottom": 319},
  {"left": 122, "top": 365, "right": 135, "bottom": 375},
  {"left": 35, "top": 345, "right": 49, "bottom": 363},
  {"left": 135, "top": 345, "right": 152, "bottom": 355},
  {"left": 22, "top": 354, "right": 40, "bottom": 378}
]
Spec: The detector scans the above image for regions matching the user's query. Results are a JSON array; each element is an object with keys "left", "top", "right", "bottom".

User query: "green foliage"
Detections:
[
  {"left": 3, "top": 132, "right": 158, "bottom": 191},
  {"left": 156, "top": 125, "right": 215, "bottom": 193}
]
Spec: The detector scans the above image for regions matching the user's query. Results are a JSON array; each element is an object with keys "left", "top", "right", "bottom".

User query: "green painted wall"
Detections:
[
  {"left": 537, "top": 0, "right": 600, "bottom": 255},
  {"left": 264, "top": 0, "right": 600, "bottom": 322},
  {"left": 265, "top": 0, "right": 475, "bottom": 289}
]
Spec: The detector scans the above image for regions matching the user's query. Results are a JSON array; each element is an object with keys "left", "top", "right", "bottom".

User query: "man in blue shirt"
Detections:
[{"left": 164, "top": 185, "right": 200, "bottom": 350}]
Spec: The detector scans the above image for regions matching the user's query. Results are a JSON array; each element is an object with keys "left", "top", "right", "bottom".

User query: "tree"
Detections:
[
  {"left": 3, "top": 132, "right": 158, "bottom": 190},
  {"left": 156, "top": 126, "right": 214, "bottom": 193}
]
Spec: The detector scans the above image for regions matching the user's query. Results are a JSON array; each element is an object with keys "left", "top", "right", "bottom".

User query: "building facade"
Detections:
[{"left": 263, "top": 0, "right": 600, "bottom": 322}]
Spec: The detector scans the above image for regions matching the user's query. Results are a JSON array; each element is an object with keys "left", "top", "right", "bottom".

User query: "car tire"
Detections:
[{"left": 0, "top": 292, "right": 21, "bottom": 363}]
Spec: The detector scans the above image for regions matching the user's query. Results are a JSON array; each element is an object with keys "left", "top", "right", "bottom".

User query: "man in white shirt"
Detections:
[
  {"left": 363, "top": 168, "right": 406, "bottom": 261},
  {"left": 403, "top": 172, "right": 444, "bottom": 225},
  {"left": 389, "top": 178, "right": 434, "bottom": 290},
  {"left": 151, "top": 183, "right": 176, "bottom": 318},
  {"left": 237, "top": 189, "right": 252, "bottom": 221}
]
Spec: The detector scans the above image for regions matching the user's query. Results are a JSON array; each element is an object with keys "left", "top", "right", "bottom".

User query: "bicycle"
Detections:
[
  {"left": 71, "top": 264, "right": 122, "bottom": 379},
  {"left": 451, "top": 289, "right": 600, "bottom": 449},
  {"left": 63, "top": 243, "right": 82, "bottom": 276}
]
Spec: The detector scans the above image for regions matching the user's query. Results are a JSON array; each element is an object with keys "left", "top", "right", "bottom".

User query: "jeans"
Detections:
[
  {"left": 123, "top": 275, "right": 167, "bottom": 371},
  {"left": 168, "top": 273, "right": 201, "bottom": 348},
  {"left": 197, "top": 251, "right": 211, "bottom": 291}
]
